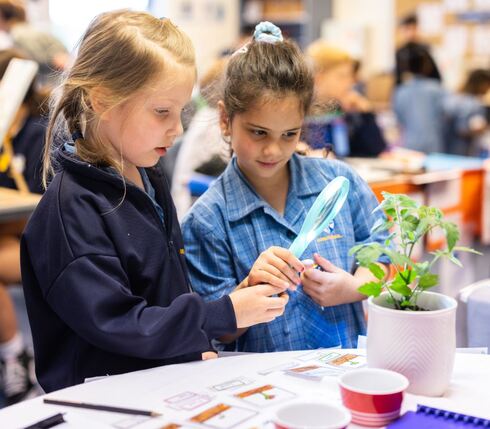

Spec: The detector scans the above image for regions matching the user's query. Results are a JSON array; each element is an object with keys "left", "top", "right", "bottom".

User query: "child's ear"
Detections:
[
  {"left": 217, "top": 100, "right": 231, "bottom": 139},
  {"left": 88, "top": 86, "right": 112, "bottom": 118}
]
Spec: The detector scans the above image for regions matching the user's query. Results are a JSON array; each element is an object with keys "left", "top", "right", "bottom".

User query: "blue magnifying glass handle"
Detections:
[{"left": 289, "top": 176, "right": 350, "bottom": 259}]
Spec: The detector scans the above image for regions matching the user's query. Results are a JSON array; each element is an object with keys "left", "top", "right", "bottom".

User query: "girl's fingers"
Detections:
[
  {"left": 257, "top": 270, "right": 291, "bottom": 289},
  {"left": 271, "top": 247, "right": 305, "bottom": 273},
  {"left": 314, "top": 253, "right": 340, "bottom": 273},
  {"left": 269, "top": 254, "right": 301, "bottom": 285}
]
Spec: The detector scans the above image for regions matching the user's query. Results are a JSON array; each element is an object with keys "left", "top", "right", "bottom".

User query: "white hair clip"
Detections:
[
  {"left": 232, "top": 43, "right": 249, "bottom": 57},
  {"left": 253, "top": 21, "right": 283, "bottom": 44}
]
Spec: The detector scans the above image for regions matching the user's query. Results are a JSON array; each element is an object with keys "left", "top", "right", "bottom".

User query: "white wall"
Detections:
[
  {"left": 330, "top": 0, "right": 395, "bottom": 75},
  {"left": 160, "top": 0, "right": 240, "bottom": 75}
]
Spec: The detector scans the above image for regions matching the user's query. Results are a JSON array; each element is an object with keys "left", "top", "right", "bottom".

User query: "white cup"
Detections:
[{"left": 274, "top": 401, "right": 351, "bottom": 429}]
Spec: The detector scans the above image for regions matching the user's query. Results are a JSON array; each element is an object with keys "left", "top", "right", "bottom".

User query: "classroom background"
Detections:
[{"left": 0, "top": 0, "right": 489, "bottom": 410}]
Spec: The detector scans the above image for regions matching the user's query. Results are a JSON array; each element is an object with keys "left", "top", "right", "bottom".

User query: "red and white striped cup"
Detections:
[{"left": 338, "top": 368, "right": 409, "bottom": 427}]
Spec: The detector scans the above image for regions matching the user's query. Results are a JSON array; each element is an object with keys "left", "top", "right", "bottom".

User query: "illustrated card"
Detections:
[
  {"left": 164, "top": 391, "right": 213, "bottom": 411},
  {"left": 285, "top": 364, "right": 340, "bottom": 380},
  {"left": 234, "top": 384, "right": 296, "bottom": 407},
  {"left": 190, "top": 403, "right": 257, "bottom": 429},
  {"left": 160, "top": 425, "right": 195, "bottom": 429},
  {"left": 321, "top": 353, "right": 366, "bottom": 369},
  {"left": 210, "top": 376, "right": 254, "bottom": 392}
]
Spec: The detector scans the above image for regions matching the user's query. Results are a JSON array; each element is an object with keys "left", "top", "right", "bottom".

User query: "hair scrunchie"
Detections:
[{"left": 253, "top": 21, "right": 283, "bottom": 44}]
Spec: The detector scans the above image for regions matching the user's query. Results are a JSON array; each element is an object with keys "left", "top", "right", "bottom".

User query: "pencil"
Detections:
[{"left": 43, "top": 398, "right": 162, "bottom": 417}]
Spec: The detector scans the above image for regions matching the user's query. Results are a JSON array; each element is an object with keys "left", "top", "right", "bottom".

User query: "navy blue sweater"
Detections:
[{"left": 20, "top": 150, "right": 236, "bottom": 392}]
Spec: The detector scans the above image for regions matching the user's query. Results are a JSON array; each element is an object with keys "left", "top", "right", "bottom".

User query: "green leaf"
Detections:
[
  {"left": 348, "top": 244, "right": 364, "bottom": 256},
  {"left": 358, "top": 281, "right": 383, "bottom": 297},
  {"left": 453, "top": 246, "right": 483, "bottom": 255},
  {"left": 368, "top": 263, "right": 385, "bottom": 280},
  {"left": 354, "top": 245, "right": 383, "bottom": 267},
  {"left": 414, "top": 261, "right": 430, "bottom": 275},
  {"left": 442, "top": 222, "right": 459, "bottom": 251},
  {"left": 418, "top": 273, "right": 439, "bottom": 289},
  {"left": 370, "top": 219, "right": 394, "bottom": 235},
  {"left": 383, "top": 249, "right": 414, "bottom": 267},
  {"left": 448, "top": 253, "right": 463, "bottom": 267},
  {"left": 389, "top": 272, "right": 413, "bottom": 297}
]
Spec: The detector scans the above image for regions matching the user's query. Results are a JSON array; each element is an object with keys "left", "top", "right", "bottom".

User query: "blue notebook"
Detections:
[{"left": 388, "top": 405, "right": 490, "bottom": 428}]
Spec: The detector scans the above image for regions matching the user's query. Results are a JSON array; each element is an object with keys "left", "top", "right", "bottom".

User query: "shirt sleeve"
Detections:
[
  {"left": 182, "top": 211, "right": 239, "bottom": 302},
  {"left": 42, "top": 253, "right": 236, "bottom": 360}
]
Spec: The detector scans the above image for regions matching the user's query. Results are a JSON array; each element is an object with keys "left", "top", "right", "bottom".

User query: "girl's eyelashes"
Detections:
[
  {"left": 283, "top": 131, "right": 299, "bottom": 138},
  {"left": 154, "top": 108, "right": 170, "bottom": 116},
  {"left": 250, "top": 129, "right": 267, "bottom": 137}
]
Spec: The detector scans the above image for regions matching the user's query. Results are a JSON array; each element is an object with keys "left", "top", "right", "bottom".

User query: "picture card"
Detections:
[
  {"left": 234, "top": 384, "right": 296, "bottom": 408},
  {"left": 164, "top": 391, "right": 213, "bottom": 411},
  {"left": 320, "top": 352, "right": 366, "bottom": 369},
  {"left": 210, "top": 376, "right": 254, "bottom": 392},
  {"left": 285, "top": 365, "right": 340, "bottom": 380},
  {"left": 190, "top": 403, "right": 257, "bottom": 429}
]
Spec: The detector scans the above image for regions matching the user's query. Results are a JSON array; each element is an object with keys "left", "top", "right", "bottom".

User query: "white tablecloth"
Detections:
[{"left": 1, "top": 350, "right": 489, "bottom": 428}]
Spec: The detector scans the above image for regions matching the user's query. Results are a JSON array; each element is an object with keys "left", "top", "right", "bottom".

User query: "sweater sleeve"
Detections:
[{"left": 43, "top": 253, "right": 236, "bottom": 360}]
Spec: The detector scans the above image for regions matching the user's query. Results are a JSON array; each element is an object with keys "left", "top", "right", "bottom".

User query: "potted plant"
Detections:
[{"left": 349, "top": 192, "right": 481, "bottom": 397}]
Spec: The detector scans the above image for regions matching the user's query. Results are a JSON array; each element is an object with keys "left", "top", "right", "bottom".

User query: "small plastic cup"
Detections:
[
  {"left": 338, "top": 368, "right": 409, "bottom": 427},
  {"left": 274, "top": 401, "right": 351, "bottom": 429}
]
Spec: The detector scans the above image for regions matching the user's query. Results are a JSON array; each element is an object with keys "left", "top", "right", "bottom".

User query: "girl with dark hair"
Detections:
[{"left": 182, "top": 22, "right": 389, "bottom": 353}]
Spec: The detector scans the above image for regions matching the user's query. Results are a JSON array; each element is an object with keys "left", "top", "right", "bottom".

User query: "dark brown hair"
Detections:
[
  {"left": 461, "top": 69, "right": 490, "bottom": 96},
  {"left": 223, "top": 37, "right": 314, "bottom": 119},
  {"left": 0, "top": 0, "right": 26, "bottom": 23}
]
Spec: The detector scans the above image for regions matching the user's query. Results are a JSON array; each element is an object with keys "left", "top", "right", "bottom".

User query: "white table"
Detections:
[{"left": 1, "top": 350, "right": 489, "bottom": 428}]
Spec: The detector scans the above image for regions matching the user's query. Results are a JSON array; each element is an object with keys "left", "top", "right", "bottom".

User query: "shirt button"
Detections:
[{"left": 284, "top": 328, "right": 290, "bottom": 336}]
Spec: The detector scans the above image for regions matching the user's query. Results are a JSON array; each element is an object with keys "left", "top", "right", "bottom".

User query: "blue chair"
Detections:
[{"left": 188, "top": 173, "right": 215, "bottom": 197}]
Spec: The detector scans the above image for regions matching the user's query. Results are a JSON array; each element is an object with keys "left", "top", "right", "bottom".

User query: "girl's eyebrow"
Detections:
[{"left": 246, "top": 122, "right": 302, "bottom": 132}]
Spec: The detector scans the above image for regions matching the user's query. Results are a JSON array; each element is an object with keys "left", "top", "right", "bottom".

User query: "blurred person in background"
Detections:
[
  {"left": 0, "top": 48, "right": 46, "bottom": 405},
  {"left": 306, "top": 41, "right": 387, "bottom": 157},
  {"left": 395, "top": 12, "right": 441, "bottom": 86},
  {"left": 443, "top": 69, "right": 490, "bottom": 157},
  {"left": 393, "top": 42, "right": 446, "bottom": 154},
  {"left": 0, "top": 0, "right": 69, "bottom": 87},
  {"left": 172, "top": 57, "right": 230, "bottom": 220}
]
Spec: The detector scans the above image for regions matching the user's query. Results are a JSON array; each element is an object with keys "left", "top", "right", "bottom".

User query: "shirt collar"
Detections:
[{"left": 223, "top": 153, "right": 326, "bottom": 222}]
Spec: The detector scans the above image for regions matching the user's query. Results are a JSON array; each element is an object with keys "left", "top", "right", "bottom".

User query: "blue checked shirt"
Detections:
[{"left": 182, "top": 154, "right": 389, "bottom": 352}]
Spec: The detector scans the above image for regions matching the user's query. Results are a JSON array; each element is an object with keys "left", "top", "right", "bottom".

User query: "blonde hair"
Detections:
[
  {"left": 306, "top": 40, "right": 353, "bottom": 74},
  {"left": 199, "top": 57, "right": 228, "bottom": 108},
  {"left": 43, "top": 9, "right": 195, "bottom": 188}
]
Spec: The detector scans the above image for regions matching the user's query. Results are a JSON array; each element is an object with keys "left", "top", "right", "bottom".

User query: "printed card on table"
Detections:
[
  {"left": 210, "top": 376, "right": 254, "bottom": 392},
  {"left": 164, "top": 391, "right": 213, "bottom": 411},
  {"left": 321, "top": 353, "right": 366, "bottom": 369},
  {"left": 160, "top": 424, "right": 196, "bottom": 429},
  {"left": 285, "top": 364, "right": 340, "bottom": 380},
  {"left": 234, "top": 384, "right": 296, "bottom": 407},
  {"left": 190, "top": 403, "right": 257, "bottom": 429}
]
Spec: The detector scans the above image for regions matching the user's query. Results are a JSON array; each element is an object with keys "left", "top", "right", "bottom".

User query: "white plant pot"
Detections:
[{"left": 367, "top": 291, "right": 457, "bottom": 397}]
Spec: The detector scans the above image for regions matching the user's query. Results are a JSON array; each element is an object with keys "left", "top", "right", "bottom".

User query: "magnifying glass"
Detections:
[{"left": 288, "top": 176, "right": 350, "bottom": 258}]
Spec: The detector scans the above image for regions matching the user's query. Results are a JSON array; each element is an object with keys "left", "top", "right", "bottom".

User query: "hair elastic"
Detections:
[
  {"left": 71, "top": 130, "right": 84, "bottom": 141},
  {"left": 253, "top": 21, "right": 283, "bottom": 44}
]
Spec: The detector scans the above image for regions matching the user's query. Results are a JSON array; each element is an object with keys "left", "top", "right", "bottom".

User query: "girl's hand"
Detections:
[
  {"left": 229, "top": 284, "right": 289, "bottom": 328},
  {"left": 202, "top": 351, "right": 218, "bottom": 360},
  {"left": 301, "top": 253, "right": 364, "bottom": 307},
  {"left": 248, "top": 246, "right": 304, "bottom": 291}
]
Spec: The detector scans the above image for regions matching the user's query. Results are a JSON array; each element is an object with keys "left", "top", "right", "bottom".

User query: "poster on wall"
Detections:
[{"left": 417, "top": 3, "right": 444, "bottom": 37}]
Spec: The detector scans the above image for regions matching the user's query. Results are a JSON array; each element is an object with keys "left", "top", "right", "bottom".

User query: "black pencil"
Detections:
[{"left": 43, "top": 398, "right": 162, "bottom": 417}]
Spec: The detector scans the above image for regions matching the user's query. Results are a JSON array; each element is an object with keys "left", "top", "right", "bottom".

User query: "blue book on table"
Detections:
[{"left": 388, "top": 405, "right": 490, "bottom": 428}]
